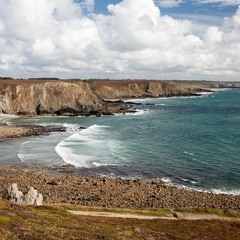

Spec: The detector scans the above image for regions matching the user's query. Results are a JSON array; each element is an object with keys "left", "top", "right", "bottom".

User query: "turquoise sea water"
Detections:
[{"left": 2, "top": 89, "right": 240, "bottom": 194}]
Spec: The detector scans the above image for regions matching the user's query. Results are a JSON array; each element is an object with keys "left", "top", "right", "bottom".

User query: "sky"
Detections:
[{"left": 0, "top": 0, "right": 240, "bottom": 81}]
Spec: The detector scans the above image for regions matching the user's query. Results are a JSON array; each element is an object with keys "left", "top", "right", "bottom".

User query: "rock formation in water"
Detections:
[
  {"left": 0, "top": 79, "right": 198, "bottom": 116},
  {"left": 3, "top": 183, "right": 43, "bottom": 206}
]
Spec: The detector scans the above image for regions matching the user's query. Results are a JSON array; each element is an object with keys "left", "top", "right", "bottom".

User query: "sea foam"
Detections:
[{"left": 55, "top": 124, "right": 120, "bottom": 168}]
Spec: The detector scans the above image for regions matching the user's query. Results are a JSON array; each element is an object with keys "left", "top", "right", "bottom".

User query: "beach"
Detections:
[
  {"left": 0, "top": 108, "right": 240, "bottom": 211},
  {"left": 0, "top": 164, "right": 239, "bottom": 211}
]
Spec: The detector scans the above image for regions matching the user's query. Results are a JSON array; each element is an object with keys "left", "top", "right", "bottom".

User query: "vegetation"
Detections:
[
  {"left": 178, "top": 207, "right": 240, "bottom": 218},
  {"left": 56, "top": 205, "right": 240, "bottom": 218},
  {"left": 0, "top": 199, "right": 239, "bottom": 240}
]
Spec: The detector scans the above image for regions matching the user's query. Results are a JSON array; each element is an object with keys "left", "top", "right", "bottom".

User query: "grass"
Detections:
[
  {"left": 178, "top": 208, "right": 240, "bottom": 218},
  {"left": 55, "top": 204, "right": 240, "bottom": 219},
  {"left": 0, "top": 199, "right": 239, "bottom": 240}
]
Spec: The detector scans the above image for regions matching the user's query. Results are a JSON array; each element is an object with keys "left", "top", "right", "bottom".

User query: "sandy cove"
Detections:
[{"left": 0, "top": 164, "right": 239, "bottom": 211}]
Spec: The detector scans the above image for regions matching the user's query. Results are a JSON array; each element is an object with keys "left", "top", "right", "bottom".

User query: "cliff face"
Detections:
[
  {"left": 0, "top": 79, "right": 194, "bottom": 116},
  {"left": 89, "top": 80, "right": 192, "bottom": 99},
  {"left": 0, "top": 81, "right": 101, "bottom": 116}
]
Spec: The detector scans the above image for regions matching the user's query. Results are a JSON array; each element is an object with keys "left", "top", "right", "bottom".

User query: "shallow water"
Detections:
[{"left": 4, "top": 88, "right": 240, "bottom": 195}]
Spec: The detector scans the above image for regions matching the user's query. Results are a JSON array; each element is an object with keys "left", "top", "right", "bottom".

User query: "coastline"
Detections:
[
  {"left": 0, "top": 87, "right": 240, "bottom": 212},
  {"left": 0, "top": 113, "right": 67, "bottom": 142},
  {"left": 0, "top": 164, "right": 239, "bottom": 211}
]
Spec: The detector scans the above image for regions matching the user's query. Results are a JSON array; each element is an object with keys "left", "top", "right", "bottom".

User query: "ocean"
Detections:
[{"left": 2, "top": 88, "right": 240, "bottom": 195}]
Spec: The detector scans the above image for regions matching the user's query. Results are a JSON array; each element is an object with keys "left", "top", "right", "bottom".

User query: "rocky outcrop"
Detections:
[
  {"left": 0, "top": 79, "right": 196, "bottom": 116},
  {"left": 3, "top": 183, "right": 43, "bottom": 206},
  {"left": 0, "top": 81, "right": 101, "bottom": 116}
]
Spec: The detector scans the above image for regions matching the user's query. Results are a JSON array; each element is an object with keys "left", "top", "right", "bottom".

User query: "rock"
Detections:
[
  {"left": 25, "top": 187, "right": 38, "bottom": 205},
  {"left": 173, "top": 212, "right": 185, "bottom": 219},
  {"left": 47, "top": 180, "right": 58, "bottom": 186},
  {"left": 3, "top": 183, "right": 43, "bottom": 206},
  {"left": 5, "top": 183, "right": 24, "bottom": 205},
  {"left": 35, "top": 193, "right": 43, "bottom": 206}
]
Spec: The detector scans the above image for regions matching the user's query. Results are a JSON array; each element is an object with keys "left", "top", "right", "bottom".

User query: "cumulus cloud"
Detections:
[
  {"left": 154, "top": 0, "right": 184, "bottom": 8},
  {"left": 0, "top": 0, "right": 240, "bottom": 80},
  {"left": 80, "top": 0, "right": 95, "bottom": 13},
  {"left": 197, "top": 0, "right": 240, "bottom": 6}
]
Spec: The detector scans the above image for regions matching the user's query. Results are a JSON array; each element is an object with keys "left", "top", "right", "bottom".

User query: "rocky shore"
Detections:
[
  {"left": 0, "top": 165, "right": 239, "bottom": 211},
  {"left": 0, "top": 124, "right": 66, "bottom": 142}
]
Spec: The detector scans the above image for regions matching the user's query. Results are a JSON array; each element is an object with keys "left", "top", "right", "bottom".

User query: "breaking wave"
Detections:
[{"left": 55, "top": 124, "right": 123, "bottom": 168}]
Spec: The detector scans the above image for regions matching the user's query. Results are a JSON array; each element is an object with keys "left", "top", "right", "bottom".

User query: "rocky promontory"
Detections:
[{"left": 0, "top": 79, "right": 200, "bottom": 117}]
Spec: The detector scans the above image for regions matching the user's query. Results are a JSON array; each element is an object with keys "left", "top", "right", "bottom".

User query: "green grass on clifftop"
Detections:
[{"left": 0, "top": 199, "right": 240, "bottom": 240}]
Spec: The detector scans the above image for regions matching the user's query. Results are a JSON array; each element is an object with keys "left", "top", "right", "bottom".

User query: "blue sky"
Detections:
[
  {"left": 92, "top": 0, "right": 239, "bottom": 27},
  {"left": 94, "top": 0, "right": 238, "bottom": 18}
]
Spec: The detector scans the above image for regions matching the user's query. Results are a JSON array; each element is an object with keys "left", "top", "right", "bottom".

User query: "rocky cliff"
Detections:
[{"left": 0, "top": 79, "right": 197, "bottom": 116}]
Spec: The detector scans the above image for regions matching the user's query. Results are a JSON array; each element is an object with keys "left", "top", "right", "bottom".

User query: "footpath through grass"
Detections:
[{"left": 0, "top": 199, "right": 240, "bottom": 240}]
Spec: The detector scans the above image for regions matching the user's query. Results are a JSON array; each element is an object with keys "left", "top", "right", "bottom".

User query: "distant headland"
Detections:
[{"left": 1, "top": 78, "right": 239, "bottom": 117}]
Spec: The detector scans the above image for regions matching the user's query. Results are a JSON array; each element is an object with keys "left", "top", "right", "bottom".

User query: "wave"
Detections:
[
  {"left": 129, "top": 109, "right": 150, "bottom": 116},
  {"left": 155, "top": 103, "right": 166, "bottom": 106},
  {"left": 184, "top": 151, "right": 194, "bottom": 156},
  {"left": 18, "top": 140, "right": 37, "bottom": 163},
  {"left": 17, "top": 131, "right": 67, "bottom": 165},
  {"left": 92, "top": 162, "right": 117, "bottom": 167},
  {"left": 211, "top": 188, "right": 240, "bottom": 196},
  {"left": 161, "top": 177, "right": 172, "bottom": 184},
  {"left": 180, "top": 178, "right": 198, "bottom": 184},
  {"left": 124, "top": 98, "right": 147, "bottom": 103},
  {"left": 55, "top": 124, "right": 120, "bottom": 168},
  {"left": 197, "top": 91, "right": 214, "bottom": 96},
  {"left": 63, "top": 123, "right": 84, "bottom": 132},
  {"left": 115, "top": 109, "right": 150, "bottom": 116},
  {"left": 160, "top": 176, "right": 240, "bottom": 196}
]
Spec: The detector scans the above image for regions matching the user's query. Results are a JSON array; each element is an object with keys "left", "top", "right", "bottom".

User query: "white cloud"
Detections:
[
  {"left": 154, "top": 0, "right": 183, "bottom": 8},
  {"left": 197, "top": 0, "right": 240, "bottom": 6},
  {"left": 0, "top": 0, "right": 240, "bottom": 80},
  {"left": 81, "top": 0, "right": 95, "bottom": 13}
]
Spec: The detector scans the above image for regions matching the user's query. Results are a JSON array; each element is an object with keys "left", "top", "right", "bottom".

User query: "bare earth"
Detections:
[{"left": 68, "top": 210, "right": 240, "bottom": 221}]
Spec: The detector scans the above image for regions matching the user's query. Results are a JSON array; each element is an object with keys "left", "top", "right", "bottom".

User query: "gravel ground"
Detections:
[{"left": 0, "top": 164, "right": 239, "bottom": 211}]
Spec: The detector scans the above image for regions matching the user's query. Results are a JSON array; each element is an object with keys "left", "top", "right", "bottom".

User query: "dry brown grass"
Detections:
[{"left": 0, "top": 199, "right": 239, "bottom": 240}]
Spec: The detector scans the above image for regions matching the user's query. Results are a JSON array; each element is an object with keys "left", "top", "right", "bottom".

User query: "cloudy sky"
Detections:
[{"left": 0, "top": 0, "right": 240, "bottom": 81}]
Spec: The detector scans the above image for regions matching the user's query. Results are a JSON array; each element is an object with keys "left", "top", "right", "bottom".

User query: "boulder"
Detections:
[{"left": 3, "top": 183, "right": 43, "bottom": 206}]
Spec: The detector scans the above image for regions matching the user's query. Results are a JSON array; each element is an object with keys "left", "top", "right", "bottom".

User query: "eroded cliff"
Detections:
[{"left": 0, "top": 79, "right": 196, "bottom": 116}]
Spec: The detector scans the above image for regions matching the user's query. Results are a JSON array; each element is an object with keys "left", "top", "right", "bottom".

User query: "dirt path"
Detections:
[
  {"left": 68, "top": 211, "right": 173, "bottom": 220},
  {"left": 68, "top": 210, "right": 240, "bottom": 221}
]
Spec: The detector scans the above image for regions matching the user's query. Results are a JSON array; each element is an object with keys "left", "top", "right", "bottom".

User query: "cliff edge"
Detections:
[{"left": 0, "top": 79, "right": 197, "bottom": 116}]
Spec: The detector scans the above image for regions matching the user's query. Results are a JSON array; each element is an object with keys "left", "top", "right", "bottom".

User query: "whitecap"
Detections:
[
  {"left": 114, "top": 109, "right": 150, "bottom": 116},
  {"left": 124, "top": 98, "right": 147, "bottom": 103},
  {"left": 184, "top": 151, "right": 194, "bottom": 156},
  {"left": 92, "top": 162, "right": 117, "bottom": 167},
  {"left": 197, "top": 91, "right": 214, "bottom": 96},
  {"left": 55, "top": 124, "right": 121, "bottom": 168},
  {"left": 155, "top": 103, "right": 166, "bottom": 106},
  {"left": 181, "top": 178, "right": 198, "bottom": 184},
  {"left": 161, "top": 177, "right": 172, "bottom": 184},
  {"left": 162, "top": 178, "right": 240, "bottom": 196},
  {"left": 211, "top": 188, "right": 240, "bottom": 196}
]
